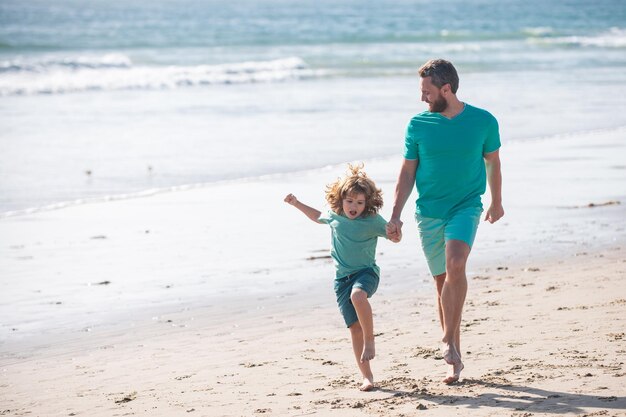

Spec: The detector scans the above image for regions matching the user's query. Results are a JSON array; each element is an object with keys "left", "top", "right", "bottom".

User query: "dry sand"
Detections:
[{"left": 1, "top": 246, "right": 625, "bottom": 416}]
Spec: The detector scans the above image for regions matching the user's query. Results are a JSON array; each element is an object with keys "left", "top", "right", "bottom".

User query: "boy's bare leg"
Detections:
[
  {"left": 349, "top": 322, "right": 374, "bottom": 391},
  {"left": 350, "top": 289, "right": 375, "bottom": 362}
]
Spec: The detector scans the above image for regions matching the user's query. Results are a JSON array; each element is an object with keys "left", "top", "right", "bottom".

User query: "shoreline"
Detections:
[{"left": 1, "top": 123, "right": 625, "bottom": 219}]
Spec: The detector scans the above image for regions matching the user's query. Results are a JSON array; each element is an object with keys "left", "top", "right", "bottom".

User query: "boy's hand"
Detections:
[
  {"left": 386, "top": 220, "right": 403, "bottom": 243},
  {"left": 389, "top": 230, "right": 402, "bottom": 243},
  {"left": 388, "top": 225, "right": 402, "bottom": 242},
  {"left": 386, "top": 218, "right": 403, "bottom": 242},
  {"left": 284, "top": 193, "right": 298, "bottom": 205}
]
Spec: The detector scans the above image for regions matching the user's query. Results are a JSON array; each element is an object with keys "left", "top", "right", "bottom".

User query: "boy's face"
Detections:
[{"left": 342, "top": 192, "right": 367, "bottom": 219}]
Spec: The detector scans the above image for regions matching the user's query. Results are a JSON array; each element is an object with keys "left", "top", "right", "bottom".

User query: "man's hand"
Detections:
[
  {"left": 386, "top": 218, "right": 403, "bottom": 242},
  {"left": 484, "top": 203, "right": 504, "bottom": 224},
  {"left": 483, "top": 150, "right": 503, "bottom": 224},
  {"left": 389, "top": 230, "right": 402, "bottom": 243}
]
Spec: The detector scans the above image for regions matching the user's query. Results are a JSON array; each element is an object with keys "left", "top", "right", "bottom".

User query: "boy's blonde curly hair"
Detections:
[{"left": 325, "top": 163, "right": 383, "bottom": 217}]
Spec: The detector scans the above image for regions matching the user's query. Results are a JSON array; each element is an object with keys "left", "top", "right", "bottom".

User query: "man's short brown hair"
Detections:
[{"left": 418, "top": 59, "right": 459, "bottom": 94}]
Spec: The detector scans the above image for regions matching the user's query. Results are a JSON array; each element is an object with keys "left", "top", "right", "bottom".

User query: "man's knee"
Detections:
[
  {"left": 446, "top": 255, "right": 467, "bottom": 275},
  {"left": 434, "top": 273, "right": 446, "bottom": 295},
  {"left": 445, "top": 240, "right": 470, "bottom": 276}
]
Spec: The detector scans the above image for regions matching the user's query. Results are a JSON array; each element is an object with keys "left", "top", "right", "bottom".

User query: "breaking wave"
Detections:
[{"left": 0, "top": 55, "right": 318, "bottom": 96}]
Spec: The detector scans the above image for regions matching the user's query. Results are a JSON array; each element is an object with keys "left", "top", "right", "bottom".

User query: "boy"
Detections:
[{"left": 285, "top": 164, "right": 401, "bottom": 391}]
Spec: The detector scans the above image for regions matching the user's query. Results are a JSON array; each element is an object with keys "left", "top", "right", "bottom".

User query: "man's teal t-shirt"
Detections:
[
  {"left": 318, "top": 211, "right": 388, "bottom": 279},
  {"left": 403, "top": 103, "right": 501, "bottom": 219}
]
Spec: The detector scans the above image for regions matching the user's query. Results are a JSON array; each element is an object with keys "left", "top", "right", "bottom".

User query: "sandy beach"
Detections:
[
  {"left": 2, "top": 246, "right": 625, "bottom": 417},
  {"left": 1, "top": 126, "right": 625, "bottom": 416}
]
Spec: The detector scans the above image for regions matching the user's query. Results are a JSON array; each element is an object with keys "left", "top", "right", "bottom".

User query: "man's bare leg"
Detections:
[
  {"left": 435, "top": 273, "right": 464, "bottom": 383},
  {"left": 440, "top": 240, "right": 470, "bottom": 374},
  {"left": 349, "top": 321, "right": 375, "bottom": 391},
  {"left": 443, "top": 319, "right": 464, "bottom": 384},
  {"left": 351, "top": 289, "right": 375, "bottom": 362}
]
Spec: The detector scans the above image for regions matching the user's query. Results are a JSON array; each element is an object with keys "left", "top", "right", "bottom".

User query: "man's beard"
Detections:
[{"left": 429, "top": 95, "right": 448, "bottom": 113}]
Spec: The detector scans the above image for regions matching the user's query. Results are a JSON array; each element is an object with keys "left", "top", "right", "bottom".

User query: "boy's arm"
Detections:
[
  {"left": 483, "top": 150, "right": 504, "bottom": 223},
  {"left": 284, "top": 193, "right": 323, "bottom": 224}
]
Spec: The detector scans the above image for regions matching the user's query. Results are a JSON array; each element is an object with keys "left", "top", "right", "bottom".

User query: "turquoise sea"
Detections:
[{"left": 1, "top": 0, "right": 625, "bottom": 213}]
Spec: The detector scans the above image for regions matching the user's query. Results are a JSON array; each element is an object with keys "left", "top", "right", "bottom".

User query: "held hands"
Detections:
[
  {"left": 484, "top": 203, "right": 504, "bottom": 224},
  {"left": 389, "top": 232, "right": 402, "bottom": 243},
  {"left": 284, "top": 193, "right": 298, "bottom": 206},
  {"left": 386, "top": 218, "right": 403, "bottom": 243}
]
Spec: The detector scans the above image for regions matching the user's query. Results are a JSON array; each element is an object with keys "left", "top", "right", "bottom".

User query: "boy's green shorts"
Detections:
[
  {"left": 334, "top": 267, "right": 379, "bottom": 328},
  {"left": 416, "top": 206, "right": 482, "bottom": 276}
]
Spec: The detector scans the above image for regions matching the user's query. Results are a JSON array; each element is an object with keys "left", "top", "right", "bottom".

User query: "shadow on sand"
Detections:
[{"left": 371, "top": 378, "right": 625, "bottom": 414}]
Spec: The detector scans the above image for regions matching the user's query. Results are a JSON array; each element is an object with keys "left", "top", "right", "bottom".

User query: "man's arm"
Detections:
[
  {"left": 387, "top": 158, "right": 418, "bottom": 237},
  {"left": 483, "top": 150, "right": 504, "bottom": 223}
]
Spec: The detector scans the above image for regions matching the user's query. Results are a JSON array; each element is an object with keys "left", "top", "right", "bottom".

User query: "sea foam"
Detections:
[
  {"left": 529, "top": 27, "right": 626, "bottom": 48},
  {"left": 0, "top": 55, "right": 317, "bottom": 96}
]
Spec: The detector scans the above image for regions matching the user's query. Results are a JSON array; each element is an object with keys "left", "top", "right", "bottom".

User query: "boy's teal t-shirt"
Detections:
[
  {"left": 318, "top": 211, "right": 388, "bottom": 279},
  {"left": 403, "top": 103, "right": 501, "bottom": 219}
]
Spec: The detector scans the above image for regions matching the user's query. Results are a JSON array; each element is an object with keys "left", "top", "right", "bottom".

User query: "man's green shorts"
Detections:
[
  {"left": 334, "top": 267, "right": 379, "bottom": 328},
  {"left": 415, "top": 206, "right": 482, "bottom": 276}
]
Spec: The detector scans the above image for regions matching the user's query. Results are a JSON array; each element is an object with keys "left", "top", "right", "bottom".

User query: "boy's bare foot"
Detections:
[
  {"left": 359, "top": 376, "right": 375, "bottom": 391},
  {"left": 443, "top": 361, "right": 464, "bottom": 385},
  {"left": 360, "top": 339, "right": 375, "bottom": 363},
  {"left": 442, "top": 343, "right": 461, "bottom": 365}
]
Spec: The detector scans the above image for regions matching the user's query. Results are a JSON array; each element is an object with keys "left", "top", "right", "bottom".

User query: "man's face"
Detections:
[{"left": 420, "top": 76, "right": 447, "bottom": 113}]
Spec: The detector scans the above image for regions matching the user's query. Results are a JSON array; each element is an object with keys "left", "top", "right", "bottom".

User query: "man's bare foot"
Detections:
[
  {"left": 360, "top": 339, "right": 375, "bottom": 363},
  {"left": 442, "top": 343, "right": 461, "bottom": 365},
  {"left": 443, "top": 361, "right": 464, "bottom": 384},
  {"left": 359, "top": 376, "right": 375, "bottom": 391}
]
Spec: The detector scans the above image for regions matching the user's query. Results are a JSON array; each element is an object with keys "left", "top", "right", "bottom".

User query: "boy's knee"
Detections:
[{"left": 350, "top": 288, "right": 368, "bottom": 304}]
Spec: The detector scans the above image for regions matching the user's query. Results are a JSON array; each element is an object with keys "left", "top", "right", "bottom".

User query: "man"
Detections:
[{"left": 386, "top": 59, "right": 504, "bottom": 384}]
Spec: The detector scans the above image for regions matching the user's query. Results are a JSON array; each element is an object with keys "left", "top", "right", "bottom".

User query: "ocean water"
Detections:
[
  {"left": 1, "top": 0, "right": 626, "bottom": 214},
  {"left": 2, "top": 0, "right": 626, "bottom": 348}
]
